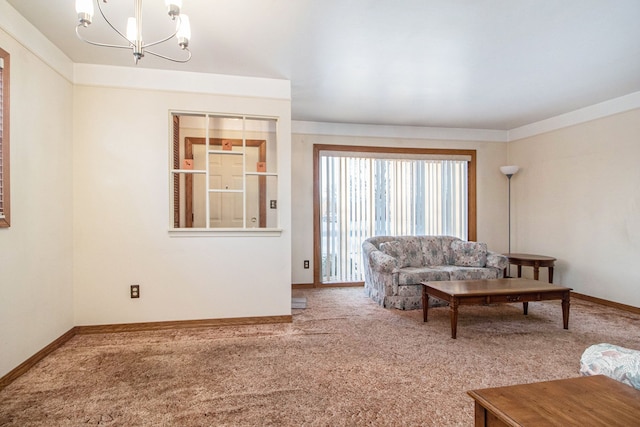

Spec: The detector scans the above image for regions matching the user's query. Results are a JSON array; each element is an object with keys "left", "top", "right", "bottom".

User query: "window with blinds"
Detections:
[
  {"left": 315, "top": 146, "right": 475, "bottom": 284},
  {"left": 0, "top": 48, "right": 9, "bottom": 228}
]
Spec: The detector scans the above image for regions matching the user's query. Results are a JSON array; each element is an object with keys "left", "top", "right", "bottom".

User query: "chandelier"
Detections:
[{"left": 75, "top": 0, "right": 192, "bottom": 64}]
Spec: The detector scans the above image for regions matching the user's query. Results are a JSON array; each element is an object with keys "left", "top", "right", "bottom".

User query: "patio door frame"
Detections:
[{"left": 312, "top": 144, "right": 477, "bottom": 287}]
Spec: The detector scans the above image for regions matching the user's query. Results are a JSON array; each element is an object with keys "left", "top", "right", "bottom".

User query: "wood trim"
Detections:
[
  {"left": 184, "top": 138, "right": 267, "bottom": 228},
  {"left": 312, "top": 144, "right": 477, "bottom": 286},
  {"left": 75, "top": 315, "right": 292, "bottom": 334},
  {"left": 312, "top": 145, "right": 321, "bottom": 286},
  {"left": 572, "top": 292, "right": 640, "bottom": 315},
  {"left": 172, "top": 115, "right": 180, "bottom": 228},
  {"left": 185, "top": 136, "right": 194, "bottom": 227},
  {"left": 467, "top": 151, "right": 477, "bottom": 241},
  {"left": 0, "top": 48, "right": 10, "bottom": 228},
  {"left": 318, "top": 282, "right": 364, "bottom": 288},
  {"left": 292, "top": 282, "right": 364, "bottom": 289},
  {"left": 0, "top": 327, "right": 77, "bottom": 391}
]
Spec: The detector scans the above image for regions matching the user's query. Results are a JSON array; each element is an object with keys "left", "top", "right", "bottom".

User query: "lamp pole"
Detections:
[
  {"left": 500, "top": 165, "right": 520, "bottom": 255},
  {"left": 506, "top": 173, "right": 513, "bottom": 254}
]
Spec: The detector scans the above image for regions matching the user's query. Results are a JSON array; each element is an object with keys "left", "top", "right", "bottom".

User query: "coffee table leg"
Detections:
[
  {"left": 450, "top": 298, "right": 459, "bottom": 339},
  {"left": 422, "top": 285, "right": 429, "bottom": 322},
  {"left": 523, "top": 302, "right": 529, "bottom": 315},
  {"left": 562, "top": 291, "right": 570, "bottom": 329}
]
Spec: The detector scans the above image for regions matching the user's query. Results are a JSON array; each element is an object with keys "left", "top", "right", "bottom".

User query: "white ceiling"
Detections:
[{"left": 7, "top": 0, "right": 640, "bottom": 130}]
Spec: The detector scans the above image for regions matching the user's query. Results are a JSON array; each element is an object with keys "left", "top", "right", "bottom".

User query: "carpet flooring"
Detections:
[{"left": 1, "top": 287, "right": 639, "bottom": 426}]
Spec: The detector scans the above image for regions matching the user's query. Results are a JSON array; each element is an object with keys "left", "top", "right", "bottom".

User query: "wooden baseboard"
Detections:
[
  {"left": 0, "top": 327, "right": 77, "bottom": 391},
  {"left": 292, "top": 283, "right": 315, "bottom": 289},
  {"left": 76, "top": 315, "right": 292, "bottom": 334},
  {"left": 292, "top": 282, "right": 364, "bottom": 289},
  {"left": 572, "top": 292, "right": 640, "bottom": 315}
]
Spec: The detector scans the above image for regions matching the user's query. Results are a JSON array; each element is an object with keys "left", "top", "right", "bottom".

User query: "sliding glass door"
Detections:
[{"left": 315, "top": 146, "right": 475, "bottom": 284}]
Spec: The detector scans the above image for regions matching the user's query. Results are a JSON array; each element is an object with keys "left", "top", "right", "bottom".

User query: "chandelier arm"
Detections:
[
  {"left": 143, "top": 30, "right": 181, "bottom": 49},
  {"left": 143, "top": 16, "right": 182, "bottom": 49},
  {"left": 76, "top": 25, "right": 132, "bottom": 50},
  {"left": 95, "top": 0, "right": 132, "bottom": 45},
  {"left": 145, "top": 48, "right": 192, "bottom": 63}
]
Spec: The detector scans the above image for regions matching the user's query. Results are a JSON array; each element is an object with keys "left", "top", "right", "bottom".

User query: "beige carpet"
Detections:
[{"left": 1, "top": 287, "right": 640, "bottom": 426}]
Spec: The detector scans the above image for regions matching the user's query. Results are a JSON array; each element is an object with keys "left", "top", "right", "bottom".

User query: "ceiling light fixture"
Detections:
[{"left": 75, "top": 0, "right": 191, "bottom": 64}]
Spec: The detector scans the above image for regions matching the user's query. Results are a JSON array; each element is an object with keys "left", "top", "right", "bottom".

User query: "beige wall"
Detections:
[
  {"left": 73, "top": 84, "right": 292, "bottom": 326},
  {"left": 0, "top": 28, "right": 74, "bottom": 378},
  {"left": 509, "top": 109, "right": 640, "bottom": 307},
  {"left": 291, "top": 131, "right": 509, "bottom": 284},
  {"left": 1, "top": 0, "right": 292, "bottom": 377}
]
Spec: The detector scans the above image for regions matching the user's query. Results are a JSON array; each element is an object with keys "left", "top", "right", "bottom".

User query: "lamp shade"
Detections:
[{"left": 500, "top": 165, "right": 520, "bottom": 176}]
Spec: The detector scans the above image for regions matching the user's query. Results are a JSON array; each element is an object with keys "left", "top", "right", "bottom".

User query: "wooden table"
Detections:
[
  {"left": 504, "top": 253, "right": 556, "bottom": 283},
  {"left": 421, "top": 278, "right": 571, "bottom": 339},
  {"left": 467, "top": 375, "right": 640, "bottom": 426}
]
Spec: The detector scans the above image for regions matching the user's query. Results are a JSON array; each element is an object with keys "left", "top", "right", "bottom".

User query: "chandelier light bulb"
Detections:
[
  {"left": 176, "top": 15, "right": 191, "bottom": 48},
  {"left": 76, "top": 0, "right": 94, "bottom": 26},
  {"left": 166, "top": 0, "right": 182, "bottom": 18},
  {"left": 126, "top": 17, "right": 138, "bottom": 43}
]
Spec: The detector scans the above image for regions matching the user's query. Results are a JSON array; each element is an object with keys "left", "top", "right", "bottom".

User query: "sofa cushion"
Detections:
[
  {"left": 399, "top": 237, "right": 426, "bottom": 267},
  {"left": 421, "top": 236, "right": 446, "bottom": 266},
  {"left": 397, "top": 267, "right": 450, "bottom": 285},
  {"left": 451, "top": 241, "right": 487, "bottom": 267},
  {"left": 433, "top": 266, "right": 498, "bottom": 280},
  {"left": 380, "top": 241, "right": 402, "bottom": 259},
  {"left": 381, "top": 238, "right": 424, "bottom": 268}
]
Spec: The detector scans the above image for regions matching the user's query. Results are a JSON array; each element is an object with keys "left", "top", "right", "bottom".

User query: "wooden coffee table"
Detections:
[
  {"left": 421, "top": 278, "right": 571, "bottom": 339},
  {"left": 467, "top": 375, "right": 640, "bottom": 426}
]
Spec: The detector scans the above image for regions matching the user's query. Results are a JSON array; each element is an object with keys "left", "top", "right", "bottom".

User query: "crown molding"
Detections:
[
  {"left": 73, "top": 63, "right": 291, "bottom": 100},
  {"left": 0, "top": 0, "right": 73, "bottom": 81},
  {"left": 292, "top": 120, "right": 509, "bottom": 142},
  {"left": 508, "top": 91, "right": 640, "bottom": 141}
]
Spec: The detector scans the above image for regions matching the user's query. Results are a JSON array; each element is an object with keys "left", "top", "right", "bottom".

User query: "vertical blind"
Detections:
[{"left": 320, "top": 153, "right": 468, "bottom": 283}]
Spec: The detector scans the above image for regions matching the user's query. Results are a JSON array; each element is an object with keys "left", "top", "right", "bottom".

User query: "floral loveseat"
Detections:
[{"left": 362, "top": 235, "right": 508, "bottom": 310}]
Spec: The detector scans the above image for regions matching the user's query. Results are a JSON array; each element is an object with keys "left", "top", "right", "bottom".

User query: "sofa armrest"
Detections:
[
  {"left": 486, "top": 251, "right": 508, "bottom": 270},
  {"left": 368, "top": 249, "right": 398, "bottom": 273}
]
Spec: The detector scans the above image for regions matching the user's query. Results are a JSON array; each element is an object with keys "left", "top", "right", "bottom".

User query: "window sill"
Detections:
[{"left": 168, "top": 228, "right": 283, "bottom": 237}]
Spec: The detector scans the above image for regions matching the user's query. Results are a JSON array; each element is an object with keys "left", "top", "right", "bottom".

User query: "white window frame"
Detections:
[{"left": 169, "top": 111, "right": 281, "bottom": 236}]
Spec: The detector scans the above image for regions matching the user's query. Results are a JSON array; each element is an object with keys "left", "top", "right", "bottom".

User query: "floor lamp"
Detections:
[{"left": 500, "top": 165, "right": 519, "bottom": 254}]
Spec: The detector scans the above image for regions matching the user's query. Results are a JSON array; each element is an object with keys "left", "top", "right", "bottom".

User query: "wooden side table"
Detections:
[{"left": 504, "top": 253, "right": 556, "bottom": 283}]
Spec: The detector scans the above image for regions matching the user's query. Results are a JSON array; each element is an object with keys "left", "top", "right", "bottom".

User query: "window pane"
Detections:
[
  {"left": 209, "top": 192, "right": 243, "bottom": 228},
  {"left": 246, "top": 175, "right": 278, "bottom": 228},
  {"left": 246, "top": 118, "right": 277, "bottom": 173},
  {"left": 208, "top": 153, "right": 244, "bottom": 191},
  {"left": 171, "top": 171, "right": 206, "bottom": 228},
  {"left": 209, "top": 116, "right": 243, "bottom": 141}
]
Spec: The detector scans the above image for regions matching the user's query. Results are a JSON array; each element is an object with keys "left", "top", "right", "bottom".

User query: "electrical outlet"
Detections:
[
  {"left": 270, "top": 200, "right": 277, "bottom": 209},
  {"left": 304, "top": 260, "right": 310, "bottom": 269},
  {"left": 130, "top": 285, "right": 140, "bottom": 299}
]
